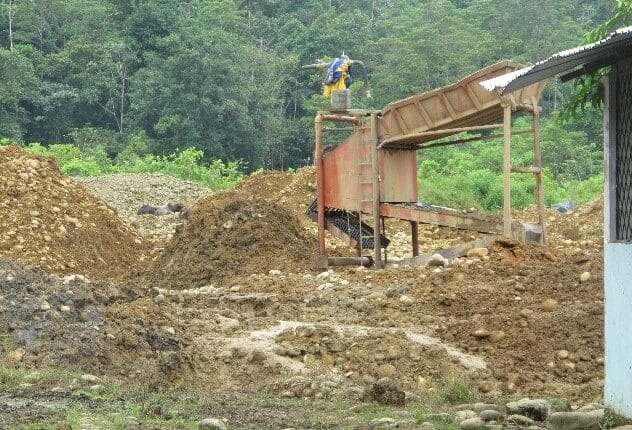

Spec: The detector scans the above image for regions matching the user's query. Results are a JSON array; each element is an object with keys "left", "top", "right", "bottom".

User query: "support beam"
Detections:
[
  {"left": 371, "top": 112, "right": 383, "bottom": 269},
  {"left": 378, "top": 123, "right": 504, "bottom": 148},
  {"left": 502, "top": 102, "right": 512, "bottom": 237},
  {"left": 411, "top": 221, "right": 419, "bottom": 257},
  {"left": 315, "top": 114, "right": 326, "bottom": 266},
  {"left": 532, "top": 104, "right": 547, "bottom": 244}
]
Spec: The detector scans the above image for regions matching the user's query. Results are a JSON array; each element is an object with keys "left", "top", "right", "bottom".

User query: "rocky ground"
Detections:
[{"left": 0, "top": 146, "right": 612, "bottom": 429}]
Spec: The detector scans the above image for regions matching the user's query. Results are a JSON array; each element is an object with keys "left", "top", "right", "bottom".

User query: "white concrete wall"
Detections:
[{"left": 604, "top": 243, "right": 632, "bottom": 416}]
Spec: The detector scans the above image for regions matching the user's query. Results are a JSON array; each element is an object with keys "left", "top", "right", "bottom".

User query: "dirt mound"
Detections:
[
  {"left": 0, "top": 258, "right": 192, "bottom": 384},
  {"left": 233, "top": 167, "right": 317, "bottom": 213},
  {"left": 145, "top": 190, "right": 318, "bottom": 288},
  {"left": 0, "top": 146, "right": 143, "bottom": 279},
  {"left": 428, "top": 247, "right": 603, "bottom": 400}
]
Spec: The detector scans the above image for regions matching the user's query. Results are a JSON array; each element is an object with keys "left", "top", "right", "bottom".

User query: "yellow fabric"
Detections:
[
  {"left": 323, "top": 72, "right": 349, "bottom": 96},
  {"left": 323, "top": 60, "right": 350, "bottom": 96}
]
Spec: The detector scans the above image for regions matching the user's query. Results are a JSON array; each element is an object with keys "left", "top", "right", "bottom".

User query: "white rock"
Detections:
[
  {"left": 198, "top": 418, "right": 228, "bottom": 430},
  {"left": 60, "top": 305, "right": 71, "bottom": 313},
  {"left": 269, "top": 269, "right": 281, "bottom": 276},
  {"left": 427, "top": 253, "right": 448, "bottom": 267},
  {"left": 467, "top": 247, "right": 489, "bottom": 258},
  {"left": 316, "top": 271, "right": 331, "bottom": 279},
  {"left": 580, "top": 272, "right": 591, "bottom": 283},
  {"left": 317, "top": 283, "right": 335, "bottom": 291},
  {"left": 399, "top": 295, "right": 415, "bottom": 305},
  {"left": 80, "top": 374, "right": 100, "bottom": 383},
  {"left": 165, "top": 327, "right": 176, "bottom": 335}
]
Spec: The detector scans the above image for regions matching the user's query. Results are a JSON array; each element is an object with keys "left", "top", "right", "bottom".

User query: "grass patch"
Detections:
[{"left": 434, "top": 376, "right": 479, "bottom": 405}]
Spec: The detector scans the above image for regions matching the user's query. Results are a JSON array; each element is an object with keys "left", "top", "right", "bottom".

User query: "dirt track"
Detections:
[{"left": 0, "top": 146, "right": 605, "bottom": 415}]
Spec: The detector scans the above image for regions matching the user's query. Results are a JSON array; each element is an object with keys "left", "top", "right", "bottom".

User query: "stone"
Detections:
[
  {"left": 548, "top": 410, "right": 604, "bottom": 430},
  {"left": 557, "top": 350, "right": 570, "bottom": 359},
  {"left": 459, "top": 417, "right": 486, "bottom": 430},
  {"left": 506, "top": 398, "right": 550, "bottom": 422},
  {"left": 40, "top": 301, "right": 51, "bottom": 311},
  {"left": 399, "top": 295, "right": 415, "bottom": 305},
  {"left": 60, "top": 305, "right": 71, "bottom": 313},
  {"left": 80, "top": 374, "right": 100, "bottom": 383},
  {"left": 421, "top": 422, "right": 436, "bottom": 430},
  {"left": 472, "top": 329, "right": 491, "bottom": 339},
  {"left": 198, "top": 418, "right": 228, "bottom": 430},
  {"left": 548, "top": 398, "right": 572, "bottom": 413},
  {"left": 154, "top": 294, "right": 165, "bottom": 304},
  {"left": 371, "top": 417, "right": 398, "bottom": 429},
  {"left": 472, "top": 403, "right": 503, "bottom": 413},
  {"left": 479, "top": 410, "right": 503, "bottom": 422},
  {"left": 467, "top": 248, "right": 489, "bottom": 258},
  {"left": 507, "top": 414, "right": 536, "bottom": 426},
  {"left": 269, "top": 269, "right": 281, "bottom": 276},
  {"left": 541, "top": 299, "right": 559, "bottom": 312},
  {"left": 579, "top": 272, "right": 591, "bottom": 283},
  {"left": 427, "top": 253, "right": 448, "bottom": 267},
  {"left": 7, "top": 348, "right": 25, "bottom": 363}
]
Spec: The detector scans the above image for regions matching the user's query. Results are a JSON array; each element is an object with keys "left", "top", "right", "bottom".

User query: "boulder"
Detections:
[
  {"left": 460, "top": 417, "right": 486, "bottom": 430},
  {"left": 506, "top": 398, "right": 551, "bottom": 421},
  {"left": 548, "top": 409, "right": 604, "bottom": 430}
]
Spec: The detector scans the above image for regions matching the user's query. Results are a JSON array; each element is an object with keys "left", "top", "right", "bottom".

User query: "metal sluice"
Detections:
[{"left": 307, "top": 200, "right": 390, "bottom": 250}]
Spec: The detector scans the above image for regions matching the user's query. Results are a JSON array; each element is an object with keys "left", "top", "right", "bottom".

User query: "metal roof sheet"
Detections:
[{"left": 480, "top": 26, "right": 632, "bottom": 94}]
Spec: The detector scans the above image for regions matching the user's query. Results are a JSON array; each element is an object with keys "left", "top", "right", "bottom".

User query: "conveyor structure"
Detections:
[{"left": 312, "top": 60, "right": 548, "bottom": 269}]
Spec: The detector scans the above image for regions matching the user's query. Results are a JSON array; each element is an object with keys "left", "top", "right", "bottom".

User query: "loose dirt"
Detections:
[
  {"left": 0, "top": 147, "right": 607, "bottom": 411},
  {"left": 0, "top": 146, "right": 143, "bottom": 279}
]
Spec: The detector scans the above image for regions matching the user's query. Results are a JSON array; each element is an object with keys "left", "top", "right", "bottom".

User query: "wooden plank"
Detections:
[
  {"left": 413, "top": 100, "right": 435, "bottom": 129},
  {"left": 440, "top": 93, "right": 458, "bottom": 119}
]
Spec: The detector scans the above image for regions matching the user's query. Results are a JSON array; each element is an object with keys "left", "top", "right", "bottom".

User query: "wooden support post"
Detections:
[
  {"left": 532, "top": 106, "right": 547, "bottom": 244},
  {"left": 315, "top": 114, "right": 327, "bottom": 268},
  {"left": 371, "top": 112, "right": 383, "bottom": 269},
  {"left": 411, "top": 221, "right": 419, "bottom": 257},
  {"left": 502, "top": 101, "right": 512, "bottom": 237}
]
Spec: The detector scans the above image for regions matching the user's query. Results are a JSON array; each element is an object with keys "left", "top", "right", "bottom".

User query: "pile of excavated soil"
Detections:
[
  {"left": 144, "top": 188, "right": 318, "bottom": 288},
  {"left": 426, "top": 240, "right": 603, "bottom": 400},
  {"left": 0, "top": 258, "right": 192, "bottom": 384},
  {"left": 0, "top": 146, "right": 143, "bottom": 279}
]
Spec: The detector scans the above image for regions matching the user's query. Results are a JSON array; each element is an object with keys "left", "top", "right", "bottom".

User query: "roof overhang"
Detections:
[{"left": 480, "top": 26, "right": 632, "bottom": 94}]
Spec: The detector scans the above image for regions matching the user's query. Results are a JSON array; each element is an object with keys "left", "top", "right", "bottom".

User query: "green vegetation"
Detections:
[
  {"left": 0, "top": 0, "right": 616, "bottom": 207},
  {"left": 18, "top": 142, "right": 243, "bottom": 190},
  {"left": 0, "top": 363, "right": 497, "bottom": 429},
  {"left": 434, "top": 376, "right": 480, "bottom": 404},
  {"left": 418, "top": 116, "right": 604, "bottom": 211}
]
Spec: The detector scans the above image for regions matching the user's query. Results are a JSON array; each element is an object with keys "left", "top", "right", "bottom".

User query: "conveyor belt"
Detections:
[{"left": 307, "top": 201, "right": 390, "bottom": 250}]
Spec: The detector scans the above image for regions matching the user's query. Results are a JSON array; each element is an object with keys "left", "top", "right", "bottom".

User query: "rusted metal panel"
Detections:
[
  {"left": 379, "top": 149, "right": 417, "bottom": 203},
  {"left": 322, "top": 130, "right": 364, "bottom": 212}
]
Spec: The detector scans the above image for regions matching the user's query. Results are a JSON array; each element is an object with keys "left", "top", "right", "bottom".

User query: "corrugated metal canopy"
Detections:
[{"left": 480, "top": 26, "right": 632, "bottom": 94}]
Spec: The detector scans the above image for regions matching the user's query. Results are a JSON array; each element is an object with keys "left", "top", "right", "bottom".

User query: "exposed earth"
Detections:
[{"left": 0, "top": 146, "right": 607, "bottom": 428}]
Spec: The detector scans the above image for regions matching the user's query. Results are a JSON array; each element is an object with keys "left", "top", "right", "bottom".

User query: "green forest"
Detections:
[{"left": 0, "top": 0, "right": 625, "bottom": 209}]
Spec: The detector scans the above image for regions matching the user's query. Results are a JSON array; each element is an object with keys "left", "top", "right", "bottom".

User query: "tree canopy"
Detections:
[{"left": 0, "top": 0, "right": 617, "bottom": 170}]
